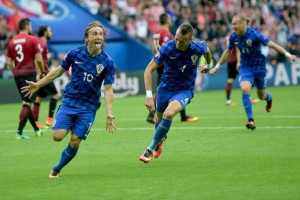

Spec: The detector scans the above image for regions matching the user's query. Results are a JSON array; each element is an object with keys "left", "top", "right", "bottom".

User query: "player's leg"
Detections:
[
  {"left": 140, "top": 89, "right": 172, "bottom": 163},
  {"left": 33, "top": 96, "right": 49, "bottom": 129},
  {"left": 15, "top": 101, "right": 32, "bottom": 139},
  {"left": 257, "top": 89, "right": 272, "bottom": 112},
  {"left": 255, "top": 71, "right": 272, "bottom": 112},
  {"left": 180, "top": 108, "right": 199, "bottom": 122},
  {"left": 49, "top": 134, "right": 81, "bottom": 178},
  {"left": 239, "top": 70, "right": 256, "bottom": 130},
  {"left": 15, "top": 76, "right": 41, "bottom": 139},
  {"left": 46, "top": 83, "right": 60, "bottom": 126},
  {"left": 49, "top": 107, "right": 95, "bottom": 178},
  {"left": 240, "top": 81, "right": 255, "bottom": 129},
  {"left": 46, "top": 94, "right": 59, "bottom": 126},
  {"left": 140, "top": 102, "right": 180, "bottom": 163},
  {"left": 226, "top": 62, "right": 238, "bottom": 106},
  {"left": 140, "top": 90, "right": 193, "bottom": 162}
]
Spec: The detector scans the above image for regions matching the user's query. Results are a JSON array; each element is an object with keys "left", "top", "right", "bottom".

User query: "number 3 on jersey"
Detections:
[{"left": 15, "top": 44, "right": 24, "bottom": 62}]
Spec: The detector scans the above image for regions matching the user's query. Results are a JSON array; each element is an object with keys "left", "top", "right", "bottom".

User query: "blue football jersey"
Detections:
[
  {"left": 153, "top": 40, "right": 207, "bottom": 91},
  {"left": 229, "top": 27, "right": 270, "bottom": 68},
  {"left": 60, "top": 45, "right": 115, "bottom": 112}
]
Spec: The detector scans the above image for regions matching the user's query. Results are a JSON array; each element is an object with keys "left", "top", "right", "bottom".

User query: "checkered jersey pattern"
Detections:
[
  {"left": 229, "top": 27, "right": 270, "bottom": 68},
  {"left": 153, "top": 40, "right": 207, "bottom": 92},
  {"left": 60, "top": 45, "right": 115, "bottom": 112}
]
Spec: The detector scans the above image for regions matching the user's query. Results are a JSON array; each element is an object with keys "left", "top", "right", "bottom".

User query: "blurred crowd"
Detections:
[
  {"left": 76, "top": 0, "right": 300, "bottom": 64},
  {"left": 1, "top": 0, "right": 300, "bottom": 79}
]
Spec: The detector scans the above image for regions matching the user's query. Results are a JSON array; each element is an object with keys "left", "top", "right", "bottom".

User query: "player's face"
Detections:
[
  {"left": 174, "top": 30, "right": 192, "bottom": 51},
  {"left": 232, "top": 17, "right": 246, "bottom": 35},
  {"left": 86, "top": 26, "right": 104, "bottom": 50},
  {"left": 46, "top": 27, "right": 52, "bottom": 40}
]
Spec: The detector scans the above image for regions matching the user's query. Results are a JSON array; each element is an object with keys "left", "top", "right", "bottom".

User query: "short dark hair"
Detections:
[
  {"left": 159, "top": 13, "right": 169, "bottom": 25},
  {"left": 18, "top": 18, "right": 30, "bottom": 31},
  {"left": 178, "top": 23, "right": 193, "bottom": 36},
  {"left": 37, "top": 25, "right": 48, "bottom": 37}
]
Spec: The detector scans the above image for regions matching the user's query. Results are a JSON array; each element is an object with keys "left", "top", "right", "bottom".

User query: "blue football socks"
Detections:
[
  {"left": 53, "top": 144, "right": 79, "bottom": 172},
  {"left": 265, "top": 91, "right": 272, "bottom": 101},
  {"left": 148, "top": 118, "right": 172, "bottom": 151},
  {"left": 242, "top": 94, "right": 253, "bottom": 120}
]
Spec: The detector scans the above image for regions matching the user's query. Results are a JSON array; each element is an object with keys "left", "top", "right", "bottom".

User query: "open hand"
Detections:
[{"left": 21, "top": 80, "right": 39, "bottom": 98}]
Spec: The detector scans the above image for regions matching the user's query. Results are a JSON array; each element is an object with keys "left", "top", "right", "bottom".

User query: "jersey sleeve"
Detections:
[
  {"left": 33, "top": 37, "right": 42, "bottom": 54},
  {"left": 228, "top": 34, "right": 235, "bottom": 49},
  {"left": 255, "top": 29, "right": 270, "bottom": 46},
  {"left": 153, "top": 40, "right": 171, "bottom": 65},
  {"left": 60, "top": 50, "right": 74, "bottom": 71},
  {"left": 196, "top": 41, "right": 207, "bottom": 55},
  {"left": 104, "top": 58, "right": 115, "bottom": 85}
]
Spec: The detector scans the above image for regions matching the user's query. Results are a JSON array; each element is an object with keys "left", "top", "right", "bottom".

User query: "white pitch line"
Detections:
[
  {"left": 1, "top": 126, "right": 300, "bottom": 133},
  {"left": 111, "top": 115, "right": 300, "bottom": 121},
  {"left": 0, "top": 115, "right": 299, "bottom": 127}
]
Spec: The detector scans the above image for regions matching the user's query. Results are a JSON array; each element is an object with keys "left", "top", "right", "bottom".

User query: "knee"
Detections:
[
  {"left": 70, "top": 140, "right": 80, "bottom": 148},
  {"left": 69, "top": 135, "right": 81, "bottom": 148},
  {"left": 52, "top": 131, "right": 65, "bottom": 142},
  {"left": 240, "top": 85, "right": 250, "bottom": 93},
  {"left": 163, "top": 110, "right": 176, "bottom": 120}
]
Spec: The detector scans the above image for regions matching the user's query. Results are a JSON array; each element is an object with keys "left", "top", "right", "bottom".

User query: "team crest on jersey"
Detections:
[
  {"left": 191, "top": 55, "right": 198, "bottom": 65},
  {"left": 96, "top": 64, "right": 104, "bottom": 77},
  {"left": 246, "top": 39, "right": 252, "bottom": 47}
]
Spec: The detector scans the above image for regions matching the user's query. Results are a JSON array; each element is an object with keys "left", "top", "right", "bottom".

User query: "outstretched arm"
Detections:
[
  {"left": 210, "top": 48, "right": 232, "bottom": 75},
  {"left": 144, "top": 59, "right": 159, "bottom": 113},
  {"left": 104, "top": 84, "right": 116, "bottom": 133},
  {"left": 268, "top": 41, "right": 297, "bottom": 62},
  {"left": 21, "top": 66, "right": 65, "bottom": 98}
]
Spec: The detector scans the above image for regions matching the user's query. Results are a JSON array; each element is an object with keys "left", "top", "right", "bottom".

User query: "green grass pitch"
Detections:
[{"left": 0, "top": 86, "right": 299, "bottom": 200}]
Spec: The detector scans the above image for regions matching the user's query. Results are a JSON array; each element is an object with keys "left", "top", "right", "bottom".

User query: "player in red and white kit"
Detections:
[
  {"left": 6, "top": 18, "right": 44, "bottom": 139},
  {"left": 33, "top": 25, "right": 59, "bottom": 129},
  {"left": 146, "top": 13, "right": 198, "bottom": 123}
]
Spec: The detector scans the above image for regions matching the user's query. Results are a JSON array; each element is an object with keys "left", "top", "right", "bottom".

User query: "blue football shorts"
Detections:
[
  {"left": 239, "top": 66, "right": 267, "bottom": 90},
  {"left": 52, "top": 104, "right": 96, "bottom": 140},
  {"left": 156, "top": 89, "right": 194, "bottom": 113}
]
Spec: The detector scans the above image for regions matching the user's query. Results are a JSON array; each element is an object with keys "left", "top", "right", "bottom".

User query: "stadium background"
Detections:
[{"left": 0, "top": 0, "right": 299, "bottom": 104}]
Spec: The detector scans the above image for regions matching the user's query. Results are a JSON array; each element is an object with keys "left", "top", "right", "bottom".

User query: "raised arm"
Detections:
[{"left": 267, "top": 41, "right": 297, "bottom": 62}]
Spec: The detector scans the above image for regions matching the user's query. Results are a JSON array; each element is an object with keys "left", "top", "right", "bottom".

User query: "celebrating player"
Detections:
[
  {"left": 146, "top": 13, "right": 198, "bottom": 124},
  {"left": 22, "top": 21, "right": 117, "bottom": 178},
  {"left": 210, "top": 14, "right": 297, "bottom": 130},
  {"left": 140, "top": 23, "right": 212, "bottom": 163}
]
